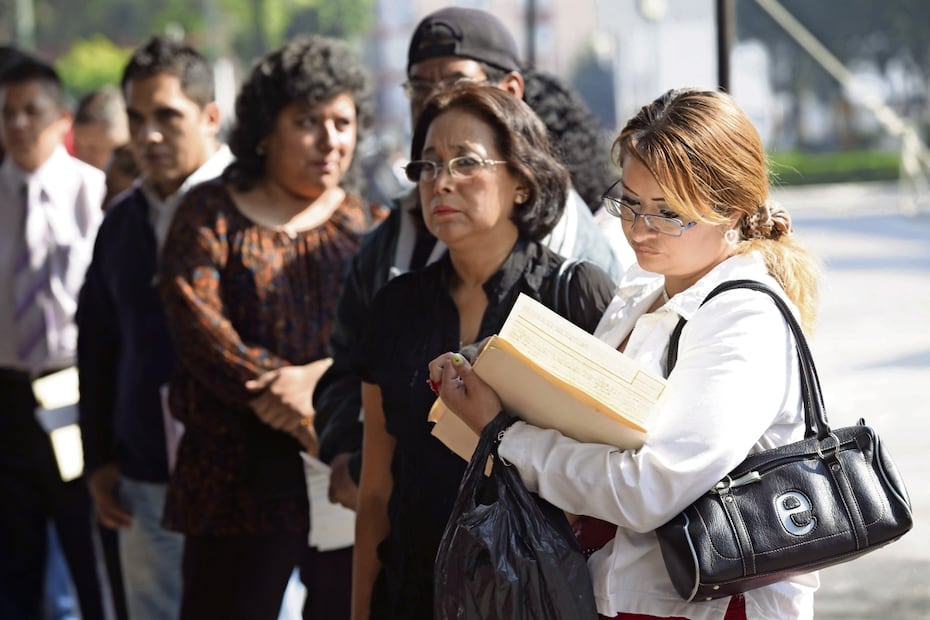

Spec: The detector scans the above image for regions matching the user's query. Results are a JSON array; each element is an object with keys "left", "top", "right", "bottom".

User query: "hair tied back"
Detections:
[{"left": 742, "top": 199, "right": 791, "bottom": 241}]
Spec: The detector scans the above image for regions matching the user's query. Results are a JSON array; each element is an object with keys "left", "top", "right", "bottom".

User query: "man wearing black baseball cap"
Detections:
[
  {"left": 402, "top": 6, "right": 525, "bottom": 125},
  {"left": 407, "top": 6, "right": 522, "bottom": 72},
  {"left": 313, "top": 10, "right": 624, "bottom": 609}
]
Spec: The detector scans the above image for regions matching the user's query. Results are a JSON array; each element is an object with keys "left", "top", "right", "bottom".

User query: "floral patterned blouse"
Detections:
[{"left": 159, "top": 179, "right": 385, "bottom": 536}]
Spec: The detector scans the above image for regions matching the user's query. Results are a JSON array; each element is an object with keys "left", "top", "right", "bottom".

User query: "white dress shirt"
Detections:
[
  {"left": 499, "top": 252, "right": 819, "bottom": 619},
  {"left": 0, "top": 146, "right": 104, "bottom": 372}
]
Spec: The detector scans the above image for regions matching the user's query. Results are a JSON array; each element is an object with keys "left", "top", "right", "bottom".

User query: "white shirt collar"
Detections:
[
  {"left": 141, "top": 144, "right": 234, "bottom": 212},
  {"left": 2, "top": 145, "right": 80, "bottom": 207},
  {"left": 594, "top": 252, "right": 774, "bottom": 345}
]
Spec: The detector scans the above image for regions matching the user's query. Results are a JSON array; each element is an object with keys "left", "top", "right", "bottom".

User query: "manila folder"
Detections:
[{"left": 430, "top": 293, "right": 666, "bottom": 461}]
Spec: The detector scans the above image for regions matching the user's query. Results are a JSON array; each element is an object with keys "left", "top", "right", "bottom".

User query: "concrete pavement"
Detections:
[{"left": 772, "top": 182, "right": 930, "bottom": 618}]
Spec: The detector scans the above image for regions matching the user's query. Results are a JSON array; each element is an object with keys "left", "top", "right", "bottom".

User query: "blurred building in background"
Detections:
[
  {"left": 366, "top": 1, "right": 770, "bottom": 145},
  {"left": 2, "top": 0, "right": 927, "bottom": 203}
]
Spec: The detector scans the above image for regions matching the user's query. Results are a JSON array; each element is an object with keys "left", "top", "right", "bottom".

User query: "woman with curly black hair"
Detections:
[
  {"left": 158, "top": 35, "right": 386, "bottom": 619},
  {"left": 521, "top": 68, "right": 614, "bottom": 212},
  {"left": 522, "top": 68, "right": 635, "bottom": 272}
]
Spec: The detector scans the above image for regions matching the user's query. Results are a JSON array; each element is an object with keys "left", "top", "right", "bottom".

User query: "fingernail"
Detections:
[
  {"left": 451, "top": 353, "right": 464, "bottom": 366},
  {"left": 427, "top": 378, "right": 442, "bottom": 395}
]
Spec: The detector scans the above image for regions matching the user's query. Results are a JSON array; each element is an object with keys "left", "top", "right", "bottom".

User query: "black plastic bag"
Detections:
[{"left": 434, "top": 415, "right": 598, "bottom": 619}]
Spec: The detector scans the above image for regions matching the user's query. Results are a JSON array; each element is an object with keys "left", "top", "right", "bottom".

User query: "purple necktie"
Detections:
[{"left": 13, "top": 182, "right": 50, "bottom": 372}]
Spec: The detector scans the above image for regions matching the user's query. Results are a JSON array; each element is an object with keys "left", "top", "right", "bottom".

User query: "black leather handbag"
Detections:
[{"left": 655, "top": 280, "right": 913, "bottom": 602}]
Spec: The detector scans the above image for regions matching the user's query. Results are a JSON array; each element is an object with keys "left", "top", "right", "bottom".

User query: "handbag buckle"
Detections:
[
  {"left": 815, "top": 432, "right": 841, "bottom": 459},
  {"left": 714, "top": 471, "right": 762, "bottom": 494}
]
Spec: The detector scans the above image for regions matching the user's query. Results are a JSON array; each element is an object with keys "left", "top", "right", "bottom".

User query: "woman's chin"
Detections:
[
  {"left": 427, "top": 221, "right": 462, "bottom": 243},
  {"left": 633, "top": 254, "right": 666, "bottom": 274}
]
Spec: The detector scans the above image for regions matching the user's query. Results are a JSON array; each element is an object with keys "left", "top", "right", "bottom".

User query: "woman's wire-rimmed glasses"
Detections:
[
  {"left": 600, "top": 179, "right": 697, "bottom": 237},
  {"left": 404, "top": 156, "right": 508, "bottom": 183}
]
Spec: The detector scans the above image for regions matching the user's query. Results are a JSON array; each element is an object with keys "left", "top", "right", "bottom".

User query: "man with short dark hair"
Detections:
[
  {"left": 77, "top": 35, "right": 231, "bottom": 620},
  {"left": 313, "top": 7, "right": 625, "bottom": 513},
  {"left": 0, "top": 56, "right": 107, "bottom": 620},
  {"left": 0, "top": 45, "right": 30, "bottom": 163},
  {"left": 399, "top": 7, "right": 622, "bottom": 279}
]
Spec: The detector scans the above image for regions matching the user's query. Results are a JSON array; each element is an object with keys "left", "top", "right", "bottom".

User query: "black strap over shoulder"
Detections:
[
  {"left": 666, "top": 319, "right": 687, "bottom": 378},
  {"left": 665, "top": 279, "right": 826, "bottom": 439},
  {"left": 551, "top": 258, "right": 582, "bottom": 320}
]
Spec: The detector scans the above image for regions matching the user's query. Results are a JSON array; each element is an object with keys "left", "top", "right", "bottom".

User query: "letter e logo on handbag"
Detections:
[{"left": 775, "top": 491, "right": 816, "bottom": 536}]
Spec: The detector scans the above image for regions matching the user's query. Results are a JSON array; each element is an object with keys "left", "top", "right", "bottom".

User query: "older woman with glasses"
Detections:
[
  {"left": 351, "top": 83, "right": 615, "bottom": 620},
  {"left": 430, "top": 87, "right": 822, "bottom": 619}
]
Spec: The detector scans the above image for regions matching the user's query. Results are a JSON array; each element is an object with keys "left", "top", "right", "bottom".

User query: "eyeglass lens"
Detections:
[
  {"left": 615, "top": 202, "right": 684, "bottom": 235},
  {"left": 403, "top": 76, "right": 487, "bottom": 99},
  {"left": 405, "top": 157, "right": 501, "bottom": 183}
]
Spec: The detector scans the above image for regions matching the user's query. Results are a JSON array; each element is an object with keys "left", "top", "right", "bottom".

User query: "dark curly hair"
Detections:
[
  {"left": 224, "top": 35, "right": 373, "bottom": 192},
  {"left": 121, "top": 36, "right": 214, "bottom": 107},
  {"left": 521, "top": 68, "right": 614, "bottom": 212},
  {"left": 410, "top": 83, "right": 568, "bottom": 242}
]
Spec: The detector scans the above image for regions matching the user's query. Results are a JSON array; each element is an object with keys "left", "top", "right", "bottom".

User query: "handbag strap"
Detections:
[
  {"left": 551, "top": 258, "right": 582, "bottom": 320},
  {"left": 666, "top": 279, "right": 830, "bottom": 441}
]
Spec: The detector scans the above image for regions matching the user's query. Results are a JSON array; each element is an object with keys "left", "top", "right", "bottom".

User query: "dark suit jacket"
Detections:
[{"left": 78, "top": 187, "right": 175, "bottom": 482}]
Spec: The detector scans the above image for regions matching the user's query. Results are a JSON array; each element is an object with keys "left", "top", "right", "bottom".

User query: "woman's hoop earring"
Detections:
[{"left": 724, "top": 228, "right": 740, "bottom": 246}]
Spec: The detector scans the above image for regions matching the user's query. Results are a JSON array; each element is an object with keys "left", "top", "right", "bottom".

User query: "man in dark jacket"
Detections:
[{"left": 77, "top": 36, "right": 232, "bottom": 620}]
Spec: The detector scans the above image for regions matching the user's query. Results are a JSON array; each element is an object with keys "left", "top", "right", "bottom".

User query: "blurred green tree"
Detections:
[
  {"left": 236, "top": 0, "right": 374, "bottom": 60},
  {"left": 55, "top": 35, "right": 131, "bottom": 98},
  {"left": 26, "top": 0, "right": 373, "bottom": 66}
]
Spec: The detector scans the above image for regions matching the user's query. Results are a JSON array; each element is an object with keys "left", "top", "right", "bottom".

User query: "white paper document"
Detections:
[
  {"left": 49, "top": 423, "right": 84, "bottom": 482},
  {"left": 32, "top": 367, "right": 84, "bottom": 481},
  {"left": 32, "top": 366, "right": 80, "bottom": 411},
  {"left": 300, "top": 453, "right": 355, "bottom": 551}
]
